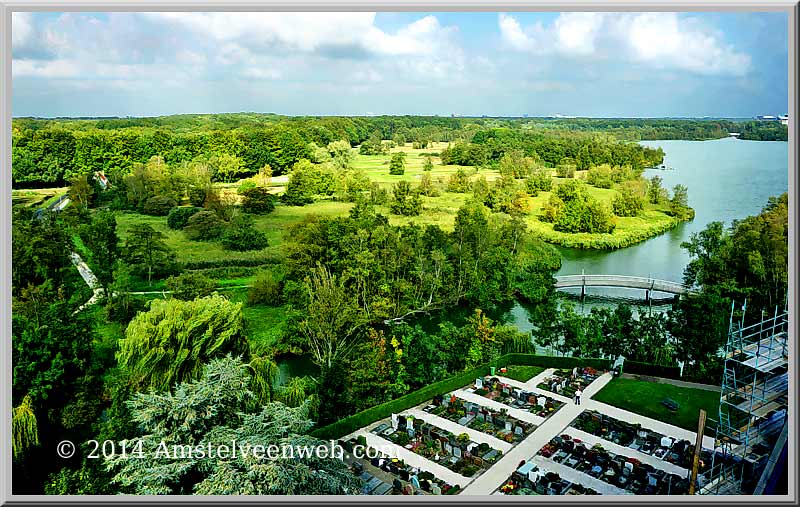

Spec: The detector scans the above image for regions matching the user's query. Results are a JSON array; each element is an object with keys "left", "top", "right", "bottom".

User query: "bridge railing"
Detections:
[{"left": 554, "top": 274, "right": 691, "bottom": 293}]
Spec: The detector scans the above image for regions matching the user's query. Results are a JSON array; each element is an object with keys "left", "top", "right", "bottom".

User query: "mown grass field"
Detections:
[{"left": 592, "top": 377, "right": 721, "bottom": 433}]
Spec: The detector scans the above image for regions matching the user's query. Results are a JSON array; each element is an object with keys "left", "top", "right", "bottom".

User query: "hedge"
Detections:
[
  {"left": 623, "top": 360, "right": 681, "bottom": 380},
  {"left": 310, "top": 353, "right": 612, "bottom": 440},
  {"left": 182, "top": 256, "right": 281, "bottom": 270}
]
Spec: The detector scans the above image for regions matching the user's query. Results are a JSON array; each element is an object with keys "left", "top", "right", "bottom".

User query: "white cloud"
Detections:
[
  {"left": 12, "top": 12, "right": 34, "bottom": 47},
  {"left": 498, "top": 12, "right": 751, "bottom": 76}
]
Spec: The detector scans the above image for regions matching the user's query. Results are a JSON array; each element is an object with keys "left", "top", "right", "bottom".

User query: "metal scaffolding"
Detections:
[{"left": 699, "top": 303, "right": 788, "bottom": 495}]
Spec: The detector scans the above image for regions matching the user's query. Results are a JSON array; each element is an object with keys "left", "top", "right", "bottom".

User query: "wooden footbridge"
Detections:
[{"left": 555, "top": 273, "right": 692, "bottom": 301}]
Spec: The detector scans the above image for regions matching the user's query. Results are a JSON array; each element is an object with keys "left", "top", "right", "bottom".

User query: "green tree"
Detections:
[
  {"left": 423, "top": 156, "right": 434, "bottom": 171},
  {"left": 117, "top": 295, "right": 248, "bottom": 392},
  {"left": 282, "top": 160, "right": 336, "bottom": 206},
  {"left": 647, "top": 175, "right": 666, "bottom": 204},
  {"left": 221, "top": 215, "right": 269, "bottom": 251},
  {"left": 328, "top": 140, "right": 354, "bottom": 170},
  {"left": 612, "top": 181, "right": 646, "bottom": 217},
  {"left": 77, "top": 210, "right": 119, "bottom": 292},
  {"left": 417, "top": 172, "right": 440, "bottom": 197},
  {"left": 389, "top": 152, "right": 406, "bottom": 175},
  {"left": 184, "top": 210, "right": 226, "bottom": 241},
  {"left": 669, "top": 184, "right": 694, "bottom": 220},
  {"left": 106, "top": 357, "right": 361, "bottom": 495},
  {"left": 389, "top": 180, "right": 423, "bottom": 216},
  {"left": 166, "top": 206, "right": 203, "bottom": 230},
  {"left": 165, "top": 272, "right": 217, "bottom": 301},
  {"left": 123, "top": 224, "right": 178, "bottom": 284},
  {"left": 241, "top": 186, "right": 275, "bottom": 214}
]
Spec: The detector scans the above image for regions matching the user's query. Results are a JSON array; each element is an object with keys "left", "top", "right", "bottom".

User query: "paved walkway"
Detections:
[
  {"left": 531, "top": 455, "right": 631, "bottom": 495},
  {"left": 452, "top": 389, "right": 544, "bottom": 426},
  {"left": 461, "top": 398, "right": 584, "bottom": 494},
  {"left": 405, "top": 408, "right": 513, "bottom": 453},
  {"left": 353, "top": 430, "right": 471, "bottom": 488},
  {"left": 564, "top": 428, "right": 689, "bottom": 476},
  {"left": 524, "top": 368, "right": 557, "bottom": 389}
]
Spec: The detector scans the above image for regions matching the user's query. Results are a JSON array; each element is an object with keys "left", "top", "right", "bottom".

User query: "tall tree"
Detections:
[{"left": 123, "top": 224, "right": 177, "bottom": 284}]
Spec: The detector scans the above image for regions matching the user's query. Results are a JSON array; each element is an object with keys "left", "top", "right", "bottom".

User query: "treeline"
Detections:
[{"left": 12, "top": 114, "right": 786, "bottom": 187}]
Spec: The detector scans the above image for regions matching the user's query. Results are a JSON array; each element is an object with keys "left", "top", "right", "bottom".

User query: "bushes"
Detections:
[
  {"left": 389, "top": 180, "right": 423, "bottom": 216},
  {"left": 221, "top": 216, "right": 269, "bottom": 251},
  {"left": 389, "top": 153, "right": 406, "bottom": 175},
  {"left": 184, "top": 210, "right": 225, "bottom": 240},
  {"left": 623, "top": 361, "right": 681, "bottom": 380},
  {"left": 586, "top": 165, "right": 614, "bottom": 189},
  {"left": 142, "top": 195, "right": 177, "bottom": 216},
  {"left": 446, "top": 168, "right": 472, "bottom": 193},
  {"left": 167, "top": 206, "right": 202, "bottom": 230},
  {"left": 612, "top": 182, "right": 645, "bottom": 217},
  {"left": 165, "top": 272, "right": 217, "bottom": 301},
  {"left": 247, "top": 269, "right": 283, "bottom": 306},
  {"left": 241, "top": 187, "right": 275, "bottom": 214}
]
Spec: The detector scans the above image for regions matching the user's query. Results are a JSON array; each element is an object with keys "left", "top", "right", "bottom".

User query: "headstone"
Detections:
[
  {"left": 464, "top": 402, "right": 474, "bottom": 413},
  {"left": 407, "top": 428, "right": 415, "bottom": 438},
  {"left": 453, "top": 446, "right": 462, "bottom": 458},
  {"left": 431, "top": 485, "right": 441, "bottom": 495},
  {"left": 515, "top": 426, "right": 524, "bottom": 436},
  {"left": 513, "top": 388, "right": 522, "bottom": 399},
  {"left": 391, "top": 413, "right": 399, "bottom": 429},
  {"left": 505, "top": 421, "right": 513, "bottom": 432},
  {"left": 442, "top": 398, "right": 449, "bottom": 408},
  {"left": 475, "top": 378, "right": 483, "bottom": 389},
  {"left": 486, "top": 413, "right": 493, "bottom": 423},
  {"left": 537, "top": 396, "right": 547, "bottom": 407},
  {"left": 410, "top": 475, "right": 420, "bottom": 489},
  {"left": 502, "top": 386, "right": 511, "bottom": 395},
  {"left": 467, "top": 442, "right": 478, "bottom": 454},
  {"left": 435, "top": 440, "right": 443, "bottom": 453},
  {"left": 444, "top": 443, "right": 453, "bottom": 455},
  {"left": 477, "top": 412, "right": 485, "bottom": 421}
]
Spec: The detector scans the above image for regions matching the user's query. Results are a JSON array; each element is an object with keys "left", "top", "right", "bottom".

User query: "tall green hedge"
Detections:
[
  {"left": 623, "top": 360, "right": 681, "bottom": 380},
  {"left": 310, "top": 353, "right": 614, "bottom": 440}
]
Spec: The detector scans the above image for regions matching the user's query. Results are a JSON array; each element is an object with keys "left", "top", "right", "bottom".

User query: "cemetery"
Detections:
[
  {"left": 425, "top": 393, "right": 536, "bottom": 444},
  {"left": 471, "top": 376, "right": 565, "bottom": 419},
  {"left": 342, "top": 436, "right": 462, "bottom": 495},
  {"left": 379, "top": 412, "right": 504, "bottom": 478},
  {"left": 530, "top": 434, "right": 693, "bottom": 495},
  {"left": 571, "top": 410, "right": 698, "bottom": 467},
  {"left": 499, "top": 462, "right": 601, "bottom": 496},
  {"left": 538, "top": 366, "right": 603, "bottom": 398}
]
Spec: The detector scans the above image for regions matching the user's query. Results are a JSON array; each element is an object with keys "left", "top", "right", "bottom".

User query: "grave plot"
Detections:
[
  {"left": 424, "top": 394, "right": 535, "bottom": 444},
  {"left": 535, "top": 434, "right": 692, "bottom": 495},
  {"left": 498, "top": 462, "right": 600, "bottom": 496},
  {"left": 571, "top": 410, "right": 696, "bottom": 468},
  {"left": 538, "top": 367, "right": 603, "bottom": 398},
  {"left": 342, "top": 436, "right": 461, "bottom": 495},
  {"left": 471, "top": 376, "right": 565, "bottom": 419},
  {"left": 381, "top": 413, "right": 504, "bottom": 478}
]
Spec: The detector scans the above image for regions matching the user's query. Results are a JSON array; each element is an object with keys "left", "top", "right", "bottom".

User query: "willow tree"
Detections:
[
  {"left": 117, "top": 294, "right": 249, "bottom": 392},
  {"left": 107, "top": 356, "right": 361, "bottom": 495},
  {"left": 12, "top": 394, "right": 39, "bottom": 461}
]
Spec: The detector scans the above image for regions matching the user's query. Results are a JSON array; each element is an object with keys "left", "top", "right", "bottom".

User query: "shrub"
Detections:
[
  {"left": 447, "top": 168, "right": 472, "bottom": 193},
  {"left": 612, "top": 182, "right": 645, "bottom": 217},
  {"left": 417, "top": 172, "right": 440, "bottom": 197},
  {"left": 389, "top": 153, "right": 406, "bottom": 175},
  {"left": 368, "top": 182, "right": 388, "bottom": 205},
  {"left": 423, "top": 156, "right": 434, "bottom": 171},
  {"left": 167, "top": 206, "right": 202, "bottom": 230},
  {"left": 389, "top": 180, "right": 423, "bottom": 216},
  {"left": 142, "top": 195, "right": 177, "bottom": 216},
  {"left": 188, "top": 187, "right": 208, "bottom": 207},
  {"left": 247, "top": 269, "right": 283, "bottom": 306},
  {"left": 241, "top": 186, "right": 276, "bottom": 214},
  {"left": 586, "top": 165, "right": 614, "bottom": 189},
  {"left": 237, "top": 180, "right": 258, "bottom": 194},
  {"left": 221, "top": 215, "right": 269, "bottom": 251},
  {"left": 184, "top": 210, "right": 225, "bottom": 240},
  {"left": 165, "top": 272, "right": 217, "bottom": 301}
]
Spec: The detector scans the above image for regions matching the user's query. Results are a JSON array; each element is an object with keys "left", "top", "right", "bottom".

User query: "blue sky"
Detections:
[{"left": 11, "top": 11, "right": 789, "bottom": 118}]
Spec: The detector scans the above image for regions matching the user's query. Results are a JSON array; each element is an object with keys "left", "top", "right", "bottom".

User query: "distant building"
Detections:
[
  {"left": 779, "top": 115, "right": 789, "bottom": 126},
  {"left": 755, "top": 115, "right": 778, "bottom": 121}
]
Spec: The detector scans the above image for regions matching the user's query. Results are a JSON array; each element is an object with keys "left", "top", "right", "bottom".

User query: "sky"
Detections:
[{"left": 11, "top": 11, "right": 789, "bottom": 118}]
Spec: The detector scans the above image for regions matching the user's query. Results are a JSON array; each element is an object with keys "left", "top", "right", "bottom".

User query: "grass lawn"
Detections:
[
  {"left": 503, "top": 365, "right": 546, "bottom": 383},
  {"left": 593, "top": 378, "right": 721, "bottom": 433}
]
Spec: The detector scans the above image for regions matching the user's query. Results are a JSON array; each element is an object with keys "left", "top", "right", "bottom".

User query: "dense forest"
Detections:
[
  {"left": 11, "top": 114, "right": 786, "bottom": 187},
  {"left": 10, "top": 113, "right": 789, "bottom": 495}
]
